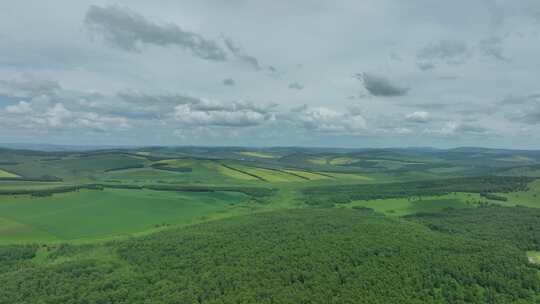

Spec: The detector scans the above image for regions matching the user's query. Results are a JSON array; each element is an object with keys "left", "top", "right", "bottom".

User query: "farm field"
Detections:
[
  {"left": 0, "top": 169, "right": 19, "bottom": 178},
  {"left": 0, "top": 188, "right": 248, "bottom": 243},
  {"left": 237, "top": 151, "right": 276, "bottom": 158}
]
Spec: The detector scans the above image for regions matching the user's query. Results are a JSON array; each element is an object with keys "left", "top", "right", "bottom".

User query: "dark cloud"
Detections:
[
  {"left": 223, "top": 37, "right": 261, "bottom": 70},
  {"left": 288, "top": 82, "right": 304, "bottom": 90},
  {"left": 222, "top": 78, "right": 235, "bottom": 86},
  {"left": 84, "top": 5, "right": 227, "bottom": 61},
  {"left": 417, "top": 62, "right": 435, "bottom": 71},
  {"left": 356, "top": 73, "right": 409, "bottom": 97}
]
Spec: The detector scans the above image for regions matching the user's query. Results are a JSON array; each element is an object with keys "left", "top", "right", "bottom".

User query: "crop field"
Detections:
[
  {"left": 237, "top": 151, "right": 276, "bottom": 158},
  {"left": 282, "top": 169, "right": 331, "bottom": 180},
  {"left": 0, "top": 188, "right": 248, "bottom": 243},
  {"left": 0, "top": 169, "right": 19, "bottom": 178}
]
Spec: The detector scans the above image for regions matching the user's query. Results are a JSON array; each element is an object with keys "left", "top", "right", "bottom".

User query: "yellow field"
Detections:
[
  {"left": 217, "top": 165, "right": 259, "bottom": 180},
  {"left": 329, "top": 157, "right": 357, "bottom": 165},
  {"left": 283, "top": 169, "right": 331, "bottom": 180},
  {"left": 308, "top": 158, "right": 327, "bottom": 165},
  {"left": 237, "top": 152, "right": 275, "bottom": 159},
  {"left": 156, "top": 159, "right": 194, "bottom": 166},
  {"left": 0, "top": 169, "right": 19, "bottom": 178},
  {"left": 326, "top": 172, "right": 373, "bottom": 181}
]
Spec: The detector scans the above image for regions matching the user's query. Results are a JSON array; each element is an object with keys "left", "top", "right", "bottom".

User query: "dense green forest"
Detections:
[
  {"left": 409, "top": 206, "right": 540, "bottom": 251},
  {"left": 1, "top": 207, "right": 539, "bottom": 304},
  {"left": 302, "top": 176, "right": 533, "bottom": 206}
]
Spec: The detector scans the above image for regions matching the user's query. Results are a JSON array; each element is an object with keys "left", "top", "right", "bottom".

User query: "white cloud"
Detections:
[
  {"left": 292, "top": 106, "right": 367, "bottom": 134},
  {"left": 173, "top": 102, "right": 270, "bottom": 127},
  {"left": 405, "top": 111, "right": 430, "bottom": 123},
  {"left": 5, "top": 101, "right": 32, "bottom": 114}
]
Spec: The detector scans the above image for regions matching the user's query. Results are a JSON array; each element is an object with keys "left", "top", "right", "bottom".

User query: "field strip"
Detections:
[
  {"left": 285, "top": 169, "right": 335, "bottom": 179},
  {"left": 237, "top": 151, "right": 275, "bottom": 159},
  {"left": 248, "top": 166, "right": 310, "bottom": 180},
  {"left": 220, "top": 164, "right": 267, "bottom": 181},
  {"left": 0, "top": 168, "right": 20, "bottom": 178}
]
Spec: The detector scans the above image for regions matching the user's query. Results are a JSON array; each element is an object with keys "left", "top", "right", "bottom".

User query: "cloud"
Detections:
[
  {"left": 357, "top": 73, "right": 409, "bottom": 97},
  {"left": 499, "top": 93, "right": 540, "bottom": 105},
  {"left": 75, "top": 113, "right": 130, "bottom": 131},
  {"left": 508, "top": 105, "right": 540, "bottom": 125},
  {"left": 416, "top": 40, "right": 471, "bottom": 68},
  {"left": 222, "top": 78, "right": 235, "bottom": 86},
  {"left": 424, "top": 121, "right": 487, "bottom": 135},
  {"left": 223, "top": 37, "right": 262, "bottom": 70},
  {"left": 5, "top": 101, "right": 32, "bottom": 114},
  {"left": 117, "top": 90, "right": 200, "bottom": 105},
  {"left": 173, "top": 103, "right": 271, "bottom": 127},
  {"left": 405, "top": 111, "right": 430, "bottom": 123},
  {"left": 3, "top": 99, "right": 131, "bottom": 132},
  {"left": 289, "top": 106, "right": 367, "bottom": 134},
  {"left": 84, "top": 5, "right": 227, "bottom": 61},
  {"left": 417, "top": 62, "right": 435, "bottom": 71},
  {"left": 288, "top": 82, "right": 304, "bottom": 90},
  {"left": 479, "top": 37, "right": 510, "bottom": 62},
  {"left": 0, "top": 75, "right": 61, "bottom": 97}
]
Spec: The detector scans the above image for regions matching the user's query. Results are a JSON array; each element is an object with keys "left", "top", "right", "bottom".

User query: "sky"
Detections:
[{"left": 1, "top": 0, "right": 540, "bottom": 148}]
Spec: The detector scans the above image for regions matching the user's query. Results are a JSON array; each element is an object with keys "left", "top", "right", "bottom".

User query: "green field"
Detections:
[
  {"left": 528, "top": 251, "right": 540, "bottom": 264},
  {"left": 0, "top": 169, "right": 19, "bottom": 178},
  {"left": 0, "top": 189, "right": 248, "bottom": 243}
]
